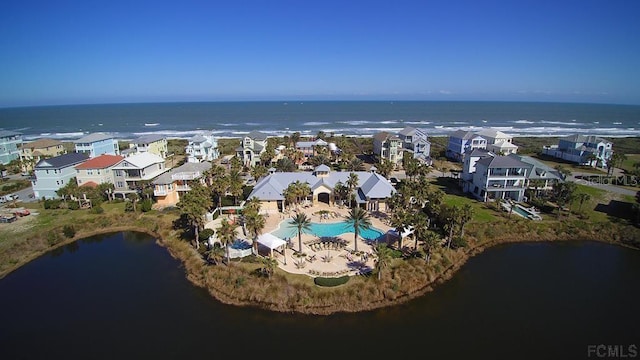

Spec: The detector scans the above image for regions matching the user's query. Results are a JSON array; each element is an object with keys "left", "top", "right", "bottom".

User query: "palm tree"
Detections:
[
  {"left": 374, "top": 243, "right": 393, "bottom": 280},
  {"left": 126, "top": 192, "right": 140, "bottom": 212},
  {"left": 207, "top": 165, "right": 229, "bottom": 209},
  {"left": 177, "top": 182, "right": 212, "bottom": 250},
  {"left": 205, "top": 245, "right": 225, "bottom": 265},
  {"left": 420, "top": 230, "right": 441, "bottom": 265},
  {"left": 227, "top": 170, "right": 243, "bottom": 205},
  {"left": 346, "top": 172, "right": 359, "bottom": 208},
  {"left": 216, "top": 218, "right": 238, "bottom": 264},
  {"left": 376, "top": 158, "right": 395, "bottom": 178},
  {"left": 345, "top": 207, "right": 372, "bottom": 253},
  {"left": 260, "top": 255, "right": 279, "bottom": 278},
  {"left": 291, "top": 213, "right": 311, "bottom": 253},
  {"left": 576, "top": 193, "right": 591, "bottom": 213},
  {"left": 458, "top": 204, "right": 474, "bottom": 238},
  {"left": 244, "top": 210, "right": 266, "bottom": 255},
  {"left": 608, "top": 152, "right": 627, "bottom": 176}
]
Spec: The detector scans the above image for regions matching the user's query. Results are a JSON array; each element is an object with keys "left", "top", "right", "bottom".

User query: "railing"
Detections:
[
  {"left": 154, "top": 189, "right": 168, "bottom": 196},
  {"left": 172, "top": 172, "right": 201, "bottom": 181}
]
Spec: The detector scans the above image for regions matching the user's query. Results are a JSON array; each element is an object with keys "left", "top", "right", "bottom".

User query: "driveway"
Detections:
[{"left": 568, "top": 171, "right": 638, "bottom": 197}]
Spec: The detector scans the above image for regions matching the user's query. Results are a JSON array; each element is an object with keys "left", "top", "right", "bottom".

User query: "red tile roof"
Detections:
[
  {"left": 80, "top": 181, "right": 98, "bottom": 188},
  {"left": 75, "top": 154, "right": 123, "bottom": 169}
]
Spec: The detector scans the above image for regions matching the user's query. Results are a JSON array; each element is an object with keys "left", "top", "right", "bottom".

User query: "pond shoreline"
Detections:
[{"left": 1, "top": 211, "right": 639, "bottom": 316}]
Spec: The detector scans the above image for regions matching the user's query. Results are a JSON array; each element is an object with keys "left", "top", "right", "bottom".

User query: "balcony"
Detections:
[
  {"left": 154, "top": 188, "right": 168, "bottom": 196},
  {"left": 175, "top": 184, "right": 191, "bottom": 192}
]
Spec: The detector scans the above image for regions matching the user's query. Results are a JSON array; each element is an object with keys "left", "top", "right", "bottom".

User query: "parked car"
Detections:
[
  {"left": 0, "top": 214, "right": 17, "bottom": 223},
  {"left": 12, "top": 208, "right": 30, "bottom": 217}
]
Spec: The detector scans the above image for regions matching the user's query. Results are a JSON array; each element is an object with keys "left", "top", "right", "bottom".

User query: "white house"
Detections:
[
  {"left": 475, "top": 128, "right": 518, "bottom": 155},
  {"left": 186, "top": 132, "right": 219, "bottom": 163},
  {"left": 542, "top": 134, "right": 613, "bottom": 168},
  {"left": 236, "top": 131, "right": 268, "bottom": 167},
  {"left": 463, "top": 154, "right": 529, "bottom": 202},
  {"left": 397, "top": 126, "right": 432, "bottom": 164},
  {"left": 111, "top": 152, "right": 167, "bottom": 197}
]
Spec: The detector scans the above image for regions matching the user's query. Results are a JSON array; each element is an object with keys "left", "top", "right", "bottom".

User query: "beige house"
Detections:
[
  {"left": 75, "top": 154, "right": 123, "bottom": 188},
  {"left": 153, "top": 161, "right": 211, "bottom": 208},
  {"left": 126, "top": 134, "right": 168, "bottom": 159},
  {"left": 20, "top": 138, "right": 66, "bottom": 173},
  {"left": 373, "top": 131, "right": 403, "bottom": 165}
]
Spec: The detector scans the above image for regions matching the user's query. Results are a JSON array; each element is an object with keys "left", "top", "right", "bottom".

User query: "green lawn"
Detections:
[
  {"left": 443, "top": 194, "right": 497, "bottom": 223},
  {"left": 620, "top": 154, "right": 640, "bottom": 174}
]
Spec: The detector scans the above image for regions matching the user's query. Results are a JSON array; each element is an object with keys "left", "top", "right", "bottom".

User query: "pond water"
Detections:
[{"left": 0, "top": 232, "right": 638, "bottom": 359}]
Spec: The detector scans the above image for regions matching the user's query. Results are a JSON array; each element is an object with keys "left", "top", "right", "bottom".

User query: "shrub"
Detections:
[
  {"left": 140, "top": 199, "right": 153, "bottom": 212},
  {"left": 200, "top": 228, "right": 214, "bottom": 241},
  {"left": 47, "top": 231, "right": 62, "bottom": 246},
  {"left": 450, "top": 236, "right": 468, "bottom": 249},
  {"left": 314, "top": 276, "right": 350, "bottom": 287},
  {"left": 62, "top": 225, "right": 76, "bottom": 238},
  {"left": 67, "top": 201, "right": 80, "bottom": 210},
  {"left": 124, "top": 201, "right": 135, "bottom": 212},
  {"left": 43, "top": 199, "right": 62, "bottom": 209},
  {"left": 90, "top": 205, "right": 104, "bottom": 214}
]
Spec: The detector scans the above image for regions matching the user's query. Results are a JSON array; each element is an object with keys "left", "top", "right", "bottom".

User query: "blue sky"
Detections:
[{"left": 1, "top": 0, "right": 639, "bottom": 107}]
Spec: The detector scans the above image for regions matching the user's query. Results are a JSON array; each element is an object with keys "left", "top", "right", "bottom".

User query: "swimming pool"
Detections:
[
  {"left": 512, "top": 204, "right": 542, "bottom": 220},
  {"left": 271, "top": 220, "right": 384, "bottom": 240}
]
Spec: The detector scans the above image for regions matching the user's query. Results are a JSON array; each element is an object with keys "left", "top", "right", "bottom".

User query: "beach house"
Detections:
[
  {"left": 462, "top": 153, "right": 529, "bottom": 202},
  {"left": 74, "top": 133, "right": 120, "bottom": 158},
  {"left": 397, "top": 126, "right": 432, "bottom": 164},
  {"left": 74, "top": 154, "right": 123, "bottom": 188},
  {"left": 153, "top": 161, "right": 211, "bottom": 208},
  {"left": 19, "top": 138, "right": 65, "bottom": 173},
  {"left": 373, "top": 131, "right": 403, "bottom": 165},
  {"left": 475, "top": 128, "right": 518, "bottom": 155},
  {"left": 185, "top": 132, "right": 219, "bottom": 163},
  {"left": 542, "top": 134, "right": 613, "bottom": 168},
  {"left": 0, "top": 130, "right": 23, "bottom": 165},
  {"left": 446, "top": 130, "right": 487, "bottom": 162},
  {"left": 236, "top": 130, "right": 268, "bottom": 167},
  {"left": 295, "top": 138, "right": 328, "bottom": 158},
  {"left": 111, "top": 152, "right": 167, "bottom": 197},
  {"left": 31, "top": 153, "right": 89, "bottom": 199},
  {"left": 247, "top": 165, "right": 396, "bottom": 213},
  {"left": 126, "top": 134, "right": 168, "bottom": 159},
  {"left": 508, "top": 154, "right": 564, "bottom": 196}
]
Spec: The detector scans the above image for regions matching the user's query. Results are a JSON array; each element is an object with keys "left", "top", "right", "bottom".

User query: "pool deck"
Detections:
[{"left": 206, "top": 202, "right": 395, "bottom": 277}]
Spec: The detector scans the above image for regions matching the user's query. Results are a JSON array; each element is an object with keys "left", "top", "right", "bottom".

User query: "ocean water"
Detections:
[{"left": 0, "top": 101, "right": 639, "bottom": 141}]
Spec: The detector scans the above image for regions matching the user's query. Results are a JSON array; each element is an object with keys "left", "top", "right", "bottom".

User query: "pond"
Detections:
[{"left": 0, "top": 232, "right": 638, "bottom": 359}]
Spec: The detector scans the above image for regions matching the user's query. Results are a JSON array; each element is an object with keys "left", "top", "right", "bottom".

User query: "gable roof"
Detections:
[
  {"left": 508, "top": 154, "right": 563, "bottom": 181},
  {"left": 246, "top": 130, "right": 268, "bottom": 141},
  {"left": 133, "top": 134, "right": 165, "bottom": 144},
  {"left": 75, "top": 154, "right": 124, "bottom": 169},
  {"left": 0, "top": 130, "right": 21, "bottom": 138},
  {"left": 475, "top": 128, "right": 511, "bottom": 139},
  {"left": 248, "top": 170, "right": 396, "bottom": 202},
  {"left": 476, "top": 155, "right": 528, "bottom": 169},
  {"left": 398, "top": 126, "right": 417, "bottom": 136},
  {"left": 74, "top": 133, "right": 115, "bottom": 143},
  {"left": 21, "top": 138, "right": 63, "bottom": 149},
  {"left": 114, "top": 152, "right": 164, "bottom": 169},
  {"left": 449, "top": 130, "right": 476, "bottom": 140},
  {"left": 35, "top": 153, "right": 89, "bottom": 169},
  {"left": 153, "top": 161, "right": 211, "bottom": 185}
]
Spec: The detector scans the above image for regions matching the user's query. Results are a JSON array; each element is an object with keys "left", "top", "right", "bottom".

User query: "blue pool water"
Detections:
[{"left": 271, "top": 220, "right": 384, "bottom": 240}]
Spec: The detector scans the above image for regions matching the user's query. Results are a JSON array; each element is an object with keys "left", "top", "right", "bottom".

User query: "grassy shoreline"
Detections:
[{"left": 2, "top": 200, "right": 638, "bottom": 315}]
